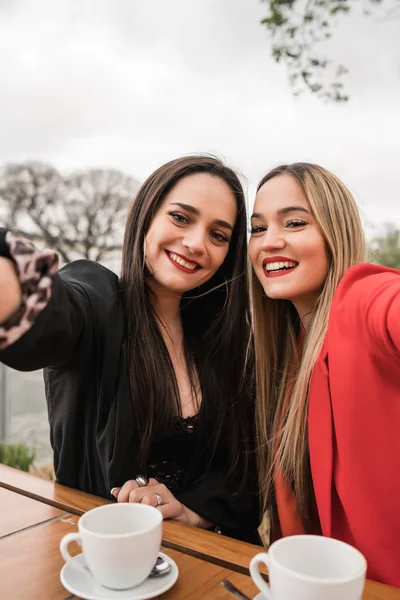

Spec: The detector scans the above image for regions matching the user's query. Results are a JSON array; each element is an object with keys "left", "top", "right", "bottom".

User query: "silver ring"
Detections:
[
  {"left": 154, "top": 493, "right": 163, "bottom": 506},
  {"left": 135, "top": 475, "right": 149, "bottom": 487}
]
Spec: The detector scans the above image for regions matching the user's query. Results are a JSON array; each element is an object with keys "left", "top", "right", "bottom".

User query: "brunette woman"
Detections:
[
  {"left": 249, "top": 162, "right": 400, "bottom": 585},
  {"left": 0, "top": 155, "right": 258, "bottom": 542}
]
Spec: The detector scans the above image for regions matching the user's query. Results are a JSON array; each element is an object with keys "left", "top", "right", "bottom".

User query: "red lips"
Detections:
[
  {"left": 262, "top": 256, "right": 299, "bottom": 278},
  {"left": 262, "top": 255, "right": 297, "bottom": 266},
  {"left": 165, "top": 250, "right": 201, "bottom": 274}
]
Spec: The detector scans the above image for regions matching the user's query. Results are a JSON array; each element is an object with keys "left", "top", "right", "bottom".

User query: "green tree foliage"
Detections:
[
  {"left": 260, "top": 0, "right": 400, "bottom": 102},
  {"left": 369, "top": 224, "right": 400, "bottom": 268},
  {"left": 0, "top": 441, "right": 36, "bottom": 472}
]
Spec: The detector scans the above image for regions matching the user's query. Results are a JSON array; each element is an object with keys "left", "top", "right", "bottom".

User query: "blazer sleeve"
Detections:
[
  {"left": 0, "top": 229, "right": 119, "bottom": 371},
  {"left": 333, "top": 263, "right": 400, "bottom": 358},
  {"left": 177, "top": 468, "right": 261, "bottom": 544}
]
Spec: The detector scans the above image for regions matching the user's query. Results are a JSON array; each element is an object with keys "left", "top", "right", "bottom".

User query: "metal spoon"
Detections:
[
  {"left": 149, "top": 555, "right": 172, "bottom": 578},
  {"left": 221, "top": 579, "right": 251, "bottom": 600}
]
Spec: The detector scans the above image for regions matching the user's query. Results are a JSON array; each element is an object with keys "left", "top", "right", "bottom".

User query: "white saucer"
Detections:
[
  {"left": 60, "top": 552, "right": 179, "bottom": 600},
  {"left": 253, "top": 595, "right": 266, "bottom": 600}
]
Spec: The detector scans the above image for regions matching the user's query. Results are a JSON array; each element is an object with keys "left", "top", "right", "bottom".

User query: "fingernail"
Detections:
[{"left": 110, "top": 487, "right": 118, "bottom": 497}]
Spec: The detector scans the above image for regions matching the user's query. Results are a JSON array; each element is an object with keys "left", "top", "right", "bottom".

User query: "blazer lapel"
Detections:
[{"left": 308, "top": 340, "right": 334, "bottom": 537}]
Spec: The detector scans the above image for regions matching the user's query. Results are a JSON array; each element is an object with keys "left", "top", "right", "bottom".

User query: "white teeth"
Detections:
[
  {"left": 168, "top": 252, "right": 198, "bottom": 270},
  {"left": 265, "top": 261, "right": 297, "bottom": 272}
]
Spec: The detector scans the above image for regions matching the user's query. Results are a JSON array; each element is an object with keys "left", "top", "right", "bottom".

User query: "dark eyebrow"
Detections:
[
  {"left": 171, "top": 202, "right": 200, "bottom": 215},
  {"left": 251, "top": 205, "right": 310, "bottom": 219},
  {"left": 170, "top": 202, "right": 233, "bottom": 231}
]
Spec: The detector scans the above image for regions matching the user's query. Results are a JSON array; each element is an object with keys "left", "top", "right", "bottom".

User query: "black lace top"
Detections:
[{"left": 146, "top": 415, "right": 198, "bottom": 493}]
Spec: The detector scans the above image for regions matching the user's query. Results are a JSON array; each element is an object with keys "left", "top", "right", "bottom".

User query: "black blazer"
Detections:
[{"left": 0, "top": 229, "right": 260, "bottom": 543}]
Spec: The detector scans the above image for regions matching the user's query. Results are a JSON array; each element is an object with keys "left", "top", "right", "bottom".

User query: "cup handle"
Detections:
[
  {"left": 60, "top": 532, "right": 90, "bottom": 576},
  {"left": 250, "top": 552, "right": 272, "bottom": 599}
]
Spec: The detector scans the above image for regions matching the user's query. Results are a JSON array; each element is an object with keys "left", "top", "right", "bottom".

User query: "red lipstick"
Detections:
[
  {"left": 262, "top": 256, "right": 298, "bottom": 278},
  {"left": 165, "top": 250, "right": 201, "bottom": 274},
  {"left": 263, "top": 256, "right": 295, "bottom": 264}
]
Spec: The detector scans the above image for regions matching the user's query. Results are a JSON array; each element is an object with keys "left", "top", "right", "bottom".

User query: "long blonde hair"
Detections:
[{"left": 252, "top": 163, "right": 367, "bottom": 523}]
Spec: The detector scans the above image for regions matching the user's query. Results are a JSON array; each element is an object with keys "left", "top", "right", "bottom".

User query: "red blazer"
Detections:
[{"left": 308, "top": 263, "right": 400, "bottom": 587}]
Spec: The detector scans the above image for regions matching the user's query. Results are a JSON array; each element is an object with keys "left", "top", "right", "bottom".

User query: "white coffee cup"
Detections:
[
  {"left": 60, "top": 503, "right": 162, "bottom": 590},
  {"left": 250, "top": 535, "right": 367, "bottom": 600}
]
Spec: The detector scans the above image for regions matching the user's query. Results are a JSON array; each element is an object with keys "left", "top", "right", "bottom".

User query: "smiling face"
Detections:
[
  {"left": 145, "top": 172, "right": 237, "bottom": 297},
  {"left": 248, "top": 173, "right": 329, "bottom": 319}
]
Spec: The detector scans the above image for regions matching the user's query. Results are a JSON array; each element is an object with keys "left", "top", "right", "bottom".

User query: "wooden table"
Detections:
[
  {"left": 0, "top": 486, "right": 65, "bottom": 537},
  {"left": 1, "top": 464, "right": 399, "bottom": 599}
]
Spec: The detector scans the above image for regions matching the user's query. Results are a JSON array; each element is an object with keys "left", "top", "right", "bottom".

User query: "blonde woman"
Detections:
[{"left": 248, "top": 162, "right": 400, "bottom": 587}]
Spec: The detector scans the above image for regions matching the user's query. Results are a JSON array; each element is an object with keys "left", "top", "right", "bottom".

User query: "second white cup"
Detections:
[
  {"left": 250, "top": 535, "right": 367, "bottom": 600},
  {"left": 60, "top": 502, "right": 162, "bottom": 590}
]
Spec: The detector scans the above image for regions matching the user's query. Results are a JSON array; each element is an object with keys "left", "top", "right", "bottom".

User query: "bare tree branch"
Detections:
[{"left": 0, "top": 161, "right": 139, "bottom": 265}]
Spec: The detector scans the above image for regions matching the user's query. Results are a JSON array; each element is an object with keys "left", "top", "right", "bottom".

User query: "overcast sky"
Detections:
[{"left": 1, "top": 0, "right": 399, "bottom": 234}]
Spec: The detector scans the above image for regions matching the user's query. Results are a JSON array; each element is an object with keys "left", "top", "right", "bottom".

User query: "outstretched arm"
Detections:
[
  {"left": 0, "top": 229, "right": 117, "bottom": 371},
  {"left": 0, "top": 256, "right": 21, "bottom": 325},
  {"left": 334, "top": 263, "right": 400, "bottom": 357}
]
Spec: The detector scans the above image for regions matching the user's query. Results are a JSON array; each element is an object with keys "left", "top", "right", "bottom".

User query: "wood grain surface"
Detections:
[
  {"left": 1, "top": 465, "right": 400, "bottom": 599},
  {"left": 0, "top": 464, "right": 110, "bottom": 514},
  {"left": 0, "top": 486, "right": 65, "bottom": 537},
  {"left": 0, "top": 515, "right": 259, "bottom": 599},
  {"left": 0, "top": 464, "right": 258, "bottom": 573}
]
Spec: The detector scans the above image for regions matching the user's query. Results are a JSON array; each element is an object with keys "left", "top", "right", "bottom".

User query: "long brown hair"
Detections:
[
  {"left": 120, "top": 155, "right": 253, "bottom": 482},
  {"left": 252, "top": 163, "right": 366, "bottom": 522}
]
